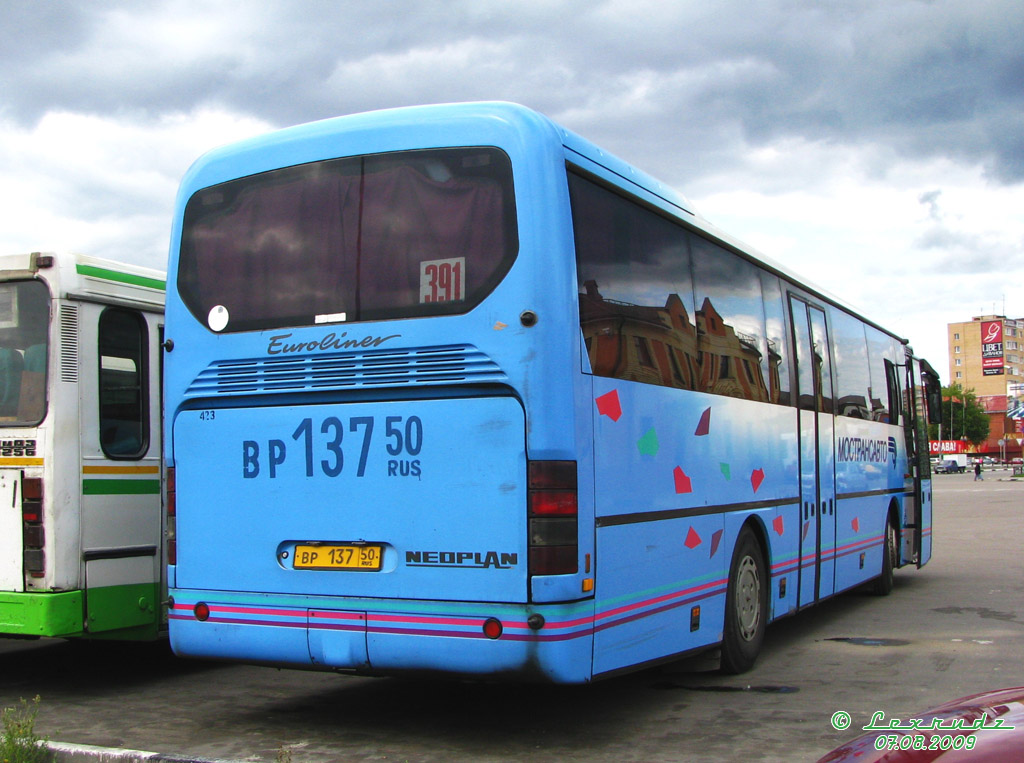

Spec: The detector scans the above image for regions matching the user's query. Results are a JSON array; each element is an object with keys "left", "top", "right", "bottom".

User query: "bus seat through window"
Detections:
[{"left": 0, "top": 347, "right": 24, "bottom": 416}]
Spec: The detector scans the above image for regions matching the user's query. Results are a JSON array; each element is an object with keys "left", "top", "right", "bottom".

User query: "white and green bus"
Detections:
[{"left": 0, "top": 252, "right": 166, "bottom": 640}]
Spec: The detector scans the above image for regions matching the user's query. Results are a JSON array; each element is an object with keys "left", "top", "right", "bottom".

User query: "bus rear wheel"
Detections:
[
  {"left": 872, "top": 515, "right": 897, "bottom": 596},
  {"left": 720, "top": 526, "right": 767, "bottom": 674}
]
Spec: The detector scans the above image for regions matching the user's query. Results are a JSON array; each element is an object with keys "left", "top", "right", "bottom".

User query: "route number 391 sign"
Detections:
[{"left": 420, "top": 257, "right": 465, "bottom": 303}]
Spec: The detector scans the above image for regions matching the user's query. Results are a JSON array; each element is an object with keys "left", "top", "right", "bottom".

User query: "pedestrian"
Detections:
[{"left": 974, "top": 462, "right": 983, "bottom": 481}]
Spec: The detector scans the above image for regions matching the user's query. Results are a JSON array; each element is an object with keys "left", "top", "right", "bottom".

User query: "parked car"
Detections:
[{"left": 818, "top": 686, "right": 1024, "bottom": 761}]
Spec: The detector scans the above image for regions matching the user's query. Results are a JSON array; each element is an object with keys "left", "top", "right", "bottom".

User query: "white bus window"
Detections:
[
  {"left": 0, "top": 280, "right": 49, "bottom": 425},
  {"left": 98, "top": 308, "right": 148, "bottom": 458}
]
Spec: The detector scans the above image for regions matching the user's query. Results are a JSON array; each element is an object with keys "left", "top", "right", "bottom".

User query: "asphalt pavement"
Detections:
[{"left": 1, "top": 469, "right": 1022, "bottom": 762}]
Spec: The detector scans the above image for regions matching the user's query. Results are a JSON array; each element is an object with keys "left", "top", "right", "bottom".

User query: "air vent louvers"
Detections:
[{"left": 185, "top": 344, "right": 505, "bottom": 396}]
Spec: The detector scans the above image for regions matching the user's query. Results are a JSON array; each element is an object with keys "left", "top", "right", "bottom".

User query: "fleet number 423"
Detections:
[{"left": 241, "top": 415, "right": 423, "bottom": 479}]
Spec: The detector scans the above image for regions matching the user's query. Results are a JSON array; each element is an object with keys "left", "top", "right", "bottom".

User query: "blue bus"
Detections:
[{"left": 164, "top": 102, "right": 941, "bottom": 682}]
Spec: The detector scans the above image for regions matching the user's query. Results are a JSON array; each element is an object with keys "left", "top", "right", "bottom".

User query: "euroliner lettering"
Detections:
[
  {"left": 406, "top": 550, "right": 519, "bottom": 569},
  {"left": 267, "top": 331, "right": 402, "bottom": 355},
  {"left": 837, "top": 436, "right": 898, "bottom": 468}
]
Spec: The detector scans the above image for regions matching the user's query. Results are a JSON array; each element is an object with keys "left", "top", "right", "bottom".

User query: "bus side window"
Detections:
[
  {"left": 866, "top": 327, "right": 895, "bottom": 423},
  {"left": 570, "top": 171, "right": 697, "bottom": 391},
  {"left": 98, "top": 308, "right": 149, "bottom": 459},
  {"left": 760, "top": 273, "right": 791, "bottom": 407},
  {"left": 831, "top": 310, "right": 872, "bottom": 419},
  {"left": 0, "top": 346, "right": 24, "bottom": 416}
]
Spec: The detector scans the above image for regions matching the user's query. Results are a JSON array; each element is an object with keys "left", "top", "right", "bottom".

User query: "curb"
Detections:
[{"left": 47, "top": 741, "right": 245, "bottom": 763}]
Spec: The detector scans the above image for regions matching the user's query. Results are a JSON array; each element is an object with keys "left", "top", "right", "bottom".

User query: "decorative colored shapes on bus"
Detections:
[
  {"left": 852, "top": 517, "right": 860, "bottom": 533},
  {"left": 803, "top": 521, "right": 811, "bottom": 541},
  {"left": 710, "top": 529, "right": 723, "bottom": 558},
  {"left": 595, "top": 390, "right": 622, "bottom": 421},
  {"left": 637, "top": 428, "right": 659, "bottom": 456},
  {"left": 720, "top": 462, "right": 731, "bottom": 480},
  {"left": 673, "top": 466, "right": 692, "bottom": 494},
  {"left": 695, "top": 407, "right": 712, "bottom": 436},
  {"left": 685, "top": 526, "right": 701, "bottom": 549},
  {"left": 751, "top": 468, "right": 765, "bottom": 493},
  {"left": 773, "top": 515, "right": 785, "bottom": 537}
]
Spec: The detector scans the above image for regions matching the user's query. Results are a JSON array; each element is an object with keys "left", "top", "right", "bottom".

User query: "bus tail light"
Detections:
[
  {"left": 482, "top": 617, "right": 503, "bottom": 639},
  {"left": 528, "top": 461, "right": 578, "bottom": 576},
  {"left": 166, "top": 466, "right": 176, "bottom": 566},
  {"left": 22, "top": 476, "right": 44, "bottom": 578}
]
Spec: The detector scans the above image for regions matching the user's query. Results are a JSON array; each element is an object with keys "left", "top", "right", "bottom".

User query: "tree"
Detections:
[{"left": 927, "top": 384, "right": 990, "bottom": 446}]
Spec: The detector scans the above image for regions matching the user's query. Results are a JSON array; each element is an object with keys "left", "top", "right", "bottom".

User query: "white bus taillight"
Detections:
[
  {"left": 166, "top": 466, "right": 176, "bottom": 566},
  {"left": 22, "top": 476, "right": 44, "bottom": 578},
  {"left": 527, "top": 461, "right": 578, "bottom": 576}
]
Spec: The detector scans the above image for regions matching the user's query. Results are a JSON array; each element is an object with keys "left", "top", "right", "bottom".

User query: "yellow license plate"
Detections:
[{"left": 293, "top": 544, "right": 383, "bottom": 571}]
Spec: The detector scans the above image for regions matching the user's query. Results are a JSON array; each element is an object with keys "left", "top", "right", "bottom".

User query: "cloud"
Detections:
[
  {"left": 0, "top": 108, "right": 271, "bottom": 268},
  {"left": 2, "top": 0, "right": 1024, "bottom": 381},
  {"left": 4, "top": 0, "right": 1023, "bottom": 182}
]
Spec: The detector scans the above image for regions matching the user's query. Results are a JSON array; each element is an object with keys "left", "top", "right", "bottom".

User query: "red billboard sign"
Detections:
[
  {"left": 981, "top": 320, "right": 1003, "bottom": 344},
  {"left": 929, "top": 440, "right": 968, "bottom": 455},
  {"left": 981, "top": 320, "right": 1004, "bottom": 374},
  {"left": 979, "top": 395, "right": 1008, "bottom": 413}
]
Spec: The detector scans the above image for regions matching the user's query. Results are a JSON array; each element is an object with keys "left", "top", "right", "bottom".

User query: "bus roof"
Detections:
[
  {"left": 179, "top": 101, "right": 905, "bottom": 345},
  {"left": 553, "top": 114, "right": 906, "bottom": 346},
  {"left": 0, "top": 252, "right": 165, "bottom": 311}
]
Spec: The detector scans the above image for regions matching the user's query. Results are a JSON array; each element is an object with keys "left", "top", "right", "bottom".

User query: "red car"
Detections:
[{"left": 818, "top": 687, "right": 1024, "bottom": 762}]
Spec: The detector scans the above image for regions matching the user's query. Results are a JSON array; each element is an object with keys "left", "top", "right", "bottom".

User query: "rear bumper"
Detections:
[
  {"left": 168, "top": 589, "right": 595, "bottom": 683},
  {"left": 0, "top": 590, "right": 84, "bottom": 637}
]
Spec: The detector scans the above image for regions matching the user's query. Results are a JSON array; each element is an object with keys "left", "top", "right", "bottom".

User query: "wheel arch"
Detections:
[
  {"left": 737, "top": 513, "right": 774, "bottom": 620},
  {"left": 887, "top": 497, "right": 902, "bottom": 563}
]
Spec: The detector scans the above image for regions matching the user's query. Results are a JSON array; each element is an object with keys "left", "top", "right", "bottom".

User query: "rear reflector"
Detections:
[
  {"left": 528, "top": 461, "right": 578, "bottom": 577},
  {"left": 166, "top": 466, "right": 176, "bottom": 565},
  {"left": 482, "top": 617, "right": 503, "bottom": 639},
  {"left": 529, "top": 491, "right": 577, "bottom": 516},
  {"left": 24, "top": 549, "right": 44, "bottom": 578},
  {"left": 22, "top": 476, "right": 42, "bottom": 523},
  {"left": 529, "top": 517, "right": 576, "bottom": 545},
  {"left": 22, "top": 477, "right": 43, "bottom": 501},
  {"left": 23, "top": 524, "right": 44, "bottom": 548},
  {"left": 166, "top": 466, "right": 176, "bottom": 517},
  {"left": 528, "top": 461, "right": 577, "bottom": 490},
  {"left": 529, "top": 546, "right": 578, "bottom": 576},
  {"left": 22, "top": 476, "right": 44, "bottom": 580}
]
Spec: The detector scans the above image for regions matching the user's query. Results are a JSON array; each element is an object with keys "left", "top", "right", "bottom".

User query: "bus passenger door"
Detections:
[
  {"left": 79, "top": 305, "right": 163, "bottom": 636},
  {"left": 905, "top": 356, "right": 937, "bottom": 567},
  {"left": 790, "top": 297, "right": 837, "bottom": 605}
]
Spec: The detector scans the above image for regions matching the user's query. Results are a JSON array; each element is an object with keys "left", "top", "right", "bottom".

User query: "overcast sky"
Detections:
[{"left": 2, "top": 0, "right": 1022, "bottom": 379}]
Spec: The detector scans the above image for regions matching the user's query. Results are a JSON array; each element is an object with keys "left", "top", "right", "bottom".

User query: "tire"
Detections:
[
  {"left": 872, "top": 515, "right": 897, "bottom": 596},
  {"left": 720, "top": 526, "right": 768, "bottom": 674}
]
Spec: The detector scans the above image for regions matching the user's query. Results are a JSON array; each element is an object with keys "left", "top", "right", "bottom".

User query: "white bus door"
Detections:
[
  {"left": 791, "top": 297, "right": 837, "bottom": 605},
  {"left": 78, "top": 304, "right": 162, "bottom": 635},
  {"left": 0, "top": 471, "right": 21, "bottom": 592}
]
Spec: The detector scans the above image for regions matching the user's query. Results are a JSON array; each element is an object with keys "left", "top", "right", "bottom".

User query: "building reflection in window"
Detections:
[{"left": 571, "top": 170, "right": 785, "bottom": 405}]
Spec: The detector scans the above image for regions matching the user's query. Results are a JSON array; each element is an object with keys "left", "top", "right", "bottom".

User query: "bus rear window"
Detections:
[
  {"left": 0, "top": 280, "right": 49, "bottom": 426},
  {"left": 178, "top": 147, "right": 518, "bottom": 333}
]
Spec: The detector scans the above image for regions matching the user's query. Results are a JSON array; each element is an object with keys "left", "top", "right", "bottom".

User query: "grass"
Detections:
[{"left": 0, "top": 696, "right": 51, "bottom": 763}]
